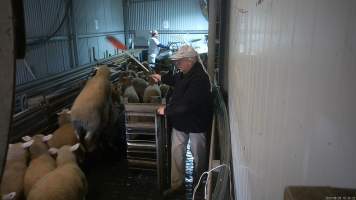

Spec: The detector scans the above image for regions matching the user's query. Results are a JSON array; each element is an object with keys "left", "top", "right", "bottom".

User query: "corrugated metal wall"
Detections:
[
  {"left": 126, "top": 0, "right": 208, "bottom": 45},
  {"left": 74, "top": 0, "right": 125, "bottom": 65},
  {"left": 16, "top": 0, "right": 125, "bottom": 85},
  {"left": 227, "top": 0, "right": 356, "bottom": 199}
]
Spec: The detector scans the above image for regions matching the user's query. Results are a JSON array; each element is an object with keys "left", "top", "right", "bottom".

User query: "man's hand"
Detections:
[
  {"left": 150, "top": 74, "right": 161, "bottom": 83},
  {"left": 157, "top": 105, "right": 165, "bottom": 115}
]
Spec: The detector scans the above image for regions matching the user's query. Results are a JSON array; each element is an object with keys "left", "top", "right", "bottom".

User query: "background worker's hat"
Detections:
[
  {"left": 151, "top": 30, "right": 158, "bottom": 36},
  {"left": 170, "top": 45, "right": 198, "bottom": 60}
]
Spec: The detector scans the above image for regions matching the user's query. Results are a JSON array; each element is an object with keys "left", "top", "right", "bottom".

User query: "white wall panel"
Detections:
[{"left": 227, "top": 0, "right": 356, "bottom": 199}]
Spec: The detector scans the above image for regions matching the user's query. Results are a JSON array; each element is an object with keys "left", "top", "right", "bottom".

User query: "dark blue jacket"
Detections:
[{"left": 162, "top": 62, "right": 213, "bottom": 133}]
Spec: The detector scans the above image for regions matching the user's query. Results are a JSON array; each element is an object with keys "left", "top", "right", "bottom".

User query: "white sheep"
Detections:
[
  {"left": 70, "top": 65, "right": 113, "bottom": 152},
  {"left": 124, "top": 85, "right": 140, "bottom": 103},
  {"left": 143, "top": 77, "right": 161, "bottom": 103},
  {"left": 22, "top": 135, "right": 56, "bottom": 196},
  {"left": 57, "top": 108, "right": 71, "bottom": 126},
  {"left": 0, "top": 141, "right": 33, "bottom": 200},
  {"left": 46, "top": 109, "right": 78, "bottom": 149},
  {"left": 160, "top": 84, "right": 170, "bottom": 98},
  {"left": 132, "top": 77, "right": 148, "bottom": 102},
  {"left": 1, "top": 192, "right": 16, "bottom": 200},
  {"left": 27, "top": 144, "right": 87, "bottom": 200}
]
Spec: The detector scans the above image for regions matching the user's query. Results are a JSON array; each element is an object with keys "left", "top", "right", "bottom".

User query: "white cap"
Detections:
[
  {"left": 151, "top": 30, "right": 158, "bottom": 36},
  {"left": 170, "top": 45, "right": 198, "bottom": 60}
]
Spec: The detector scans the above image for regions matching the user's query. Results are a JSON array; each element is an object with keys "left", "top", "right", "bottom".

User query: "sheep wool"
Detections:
[
  {"left": 27, "top": 144, "right": 87, "bottom": 200},
  {"left": 1, "top": 141, "right": 33, "bottom": 200},
  {"left": 70, "top": 65, "right": 112, "bottom": 152}
]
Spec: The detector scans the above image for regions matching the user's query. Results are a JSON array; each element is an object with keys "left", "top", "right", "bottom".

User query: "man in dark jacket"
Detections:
[{"left": 151, "top": 45, "right": 213, "bottom": 198}]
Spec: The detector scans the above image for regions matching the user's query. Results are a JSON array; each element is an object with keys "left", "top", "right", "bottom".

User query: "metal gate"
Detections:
[{"left": 124, "top": 103, "right": 170, "bottom": 192}]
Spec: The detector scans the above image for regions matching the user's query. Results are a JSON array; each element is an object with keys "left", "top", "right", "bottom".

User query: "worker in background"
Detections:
[
  {"left": 148, "top": 30, "right": 169, "bottom": 70},
  {"left": 150, "top": 45, "right": 213, "bottom": 198}
]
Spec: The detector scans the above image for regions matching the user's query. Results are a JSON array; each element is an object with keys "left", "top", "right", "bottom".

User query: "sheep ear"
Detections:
[
  {"left": 57, "top": 108, "right": 70, "bottom": 115},
  {"left": 2, "top": 192, "right": 16, "bottom": 200},
  {"left": 22, "top": 136, "right": 32, "bottom": 142},
  {"left": 22, "top": 140, "right": 33, "bottom": 148},
  {"left": 42, "top": 134, "right": 53, "bottom": 142},
  {"left": 48, "top": 148, "right": 58, "bottom": 155},
  {"left": 70, "top": 143, "right": 80, "bottom": 152}
]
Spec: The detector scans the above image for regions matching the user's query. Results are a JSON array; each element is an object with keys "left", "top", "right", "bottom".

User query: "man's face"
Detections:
[{"left": 174, "top": 58, "right": 194, "bottom": 74}]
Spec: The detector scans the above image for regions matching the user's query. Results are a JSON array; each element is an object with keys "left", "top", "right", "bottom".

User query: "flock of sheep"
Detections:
[{"left": 1, "top": 60, "right": 170, "bottom": 200}]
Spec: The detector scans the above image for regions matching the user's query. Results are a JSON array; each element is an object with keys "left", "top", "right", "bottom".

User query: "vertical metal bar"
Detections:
[
  {"left": 123, "top": 0, "right": 129, "bottom": 46},
  {"left": 155, "top": 114, "right": 161, "bottom": 191},
  {"left": 92, "top": 46, "right": 96, "bottom": 61},
  {"left": 207, "top": 115, "right": 216, "bottom": 200},
  {"left": 156, "top": 114, "right": 169, "bottom": 193},
  {"left": 68, "top": 0, "right": 79, "bottom": 68},
  {"left": 0, "top": 0, "right": 16, "bottom": 182},
  {"left": 208, "top": 0, "right": 217, "bottom": 80}
]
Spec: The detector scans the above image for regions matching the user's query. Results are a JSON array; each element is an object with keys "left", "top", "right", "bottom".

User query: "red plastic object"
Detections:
[{"left": 106, "top": 35, "right": 127, "bottom": 50}]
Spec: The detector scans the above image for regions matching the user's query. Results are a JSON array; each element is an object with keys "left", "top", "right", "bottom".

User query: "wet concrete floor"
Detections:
[{"left": 82, "top": 144, "right": 199, "bottom": 200}]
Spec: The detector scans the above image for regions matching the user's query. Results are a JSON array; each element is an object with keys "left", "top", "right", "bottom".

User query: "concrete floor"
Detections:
[
  {"left": 82, "top": 142, "right": 199, "bottom": 200},
  {"left": 80, "top": 105, "right": 202, "bottom": 200}
]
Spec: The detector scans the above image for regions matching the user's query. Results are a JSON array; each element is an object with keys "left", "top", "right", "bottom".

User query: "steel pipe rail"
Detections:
[
  {"left": 15, "top": 55, "right": 129, "bottom": 99},
  {"left": 11, "top": 52, "right": 135, "bottom": 142}
]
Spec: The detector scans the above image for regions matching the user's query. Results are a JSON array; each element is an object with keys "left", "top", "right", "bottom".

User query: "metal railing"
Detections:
[{"left": 11, "top": 54, "right": 131, "bottom": 142}]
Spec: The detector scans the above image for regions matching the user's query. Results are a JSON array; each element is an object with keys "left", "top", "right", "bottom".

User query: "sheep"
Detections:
[
  {"left": 120, "top": 76, "right": 139, "bottom": 103},
  {"left": 119, "top": 76, "right": 133, "bottom": 92},
  {"left": 22, "top": 135, "right": 49, "bottom": 160},
  {"left": 1, "top": 141, "right": 33, "bottom": 200},
  {"left": 22, "top": 135, "right": 56, "bottom": 197},
  {"left": 1, "top": 192, "right": 16, "bottom": 200},
  {"left": 136, "top": 71, "right": 148, "bottom": 81},
  {"left": 124, "top": 86, "right": 140, "bottom": 103},
  {"left": 27, "top": 144, "right": 87, "bottom": 200},
  {"left": 160, "top": 84, "right": 170, "bottom": 98},
  {"left": 70, "top": 65, "right": 113, "bottom": 152},
  {"left": 57, "top": 108, "right": 71, "bottom": 126},
  {"left": 46, "top": 109, "right": 78, "bottom": 149},
  {"left": 42, "top": 109, "right": 85, "bottom": 163},
  {"left": 111, "top": 83, "right": 122, "bottom": 105},
  {"left": 143, "top": 77, "right": 161, "bottom": 103},
  {"left": 132, "top": 77, "right": 148, "bottom": 102}
]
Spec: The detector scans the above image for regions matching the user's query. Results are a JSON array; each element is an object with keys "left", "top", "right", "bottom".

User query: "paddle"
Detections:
[{"left": 106, "top": 35, "right": 151, "bottom": 73}]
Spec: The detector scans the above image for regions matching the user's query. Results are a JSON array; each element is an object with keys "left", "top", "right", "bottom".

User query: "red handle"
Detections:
[{"left": 106, "top": 36, "right": 127, "bottom": 50}]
